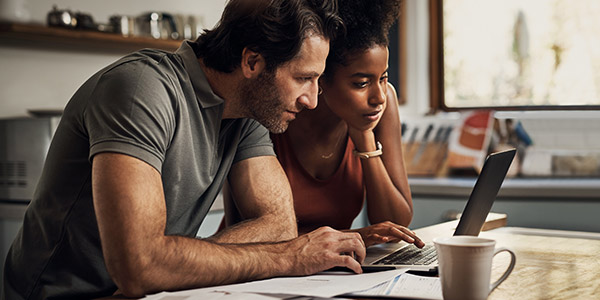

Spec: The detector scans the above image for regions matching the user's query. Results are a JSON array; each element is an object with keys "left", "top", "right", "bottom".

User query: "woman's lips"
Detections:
[{"left": 364, "top": 110, "right": 382, "bottom": 121}]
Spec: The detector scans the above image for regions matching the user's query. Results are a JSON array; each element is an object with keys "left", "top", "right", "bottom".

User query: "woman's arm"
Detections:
[{"left": 350, "top": 82, "right": 413, "bottom": 227}]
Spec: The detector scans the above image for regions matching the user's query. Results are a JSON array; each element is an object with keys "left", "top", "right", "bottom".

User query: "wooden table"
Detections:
[
  {"left": 413, "top": 219, "right": 600, "bottom": 300},
  {"left": 102, "top": 214, "right": 600, "bottom": 299}
]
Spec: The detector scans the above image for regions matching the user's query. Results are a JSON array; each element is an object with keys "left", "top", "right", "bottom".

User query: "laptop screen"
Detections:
[{"left": 453, "top": 148, "right": 516, "bottom": 236}]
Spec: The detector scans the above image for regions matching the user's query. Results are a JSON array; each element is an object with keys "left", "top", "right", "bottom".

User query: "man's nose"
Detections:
[{"left": 298, "top": 84, "right": 319, "bottom": 110}]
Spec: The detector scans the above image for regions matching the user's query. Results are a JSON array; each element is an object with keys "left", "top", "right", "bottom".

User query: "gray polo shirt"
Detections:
[{"left": 3, "top": 41, "right": 275, "bottom": 299}]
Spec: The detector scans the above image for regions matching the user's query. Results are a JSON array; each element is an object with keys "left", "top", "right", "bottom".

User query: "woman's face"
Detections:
[{"left": 321, "top": 45, "right": 389, "bottom": 131}]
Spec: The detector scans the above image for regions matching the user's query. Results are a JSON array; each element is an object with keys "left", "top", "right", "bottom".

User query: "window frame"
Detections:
[
  {"left": 427, "top": 0, "right": 600, "bottom": 112},
  {"left": 388, "top": 0, "right": 408, "bottom": 106}
]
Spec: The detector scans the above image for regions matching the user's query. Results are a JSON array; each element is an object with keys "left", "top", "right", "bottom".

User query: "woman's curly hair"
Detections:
[{"left": 325, "top": 0, "right": 402, "bottom": 74}]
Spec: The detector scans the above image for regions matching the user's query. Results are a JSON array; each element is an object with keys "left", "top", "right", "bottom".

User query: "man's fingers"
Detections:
[
  {"left": 337, "top": 254, "right": 363, "bottom": 274},
  {"left": 336, "top": 234, "right": 366, "bottom": 264}
]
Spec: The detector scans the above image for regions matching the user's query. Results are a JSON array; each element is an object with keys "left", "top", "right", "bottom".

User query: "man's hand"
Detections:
[
  {"left": 285, "top": 227, "right": 366, "bottom": 275},
  {"left": 348, "top": 221, "right": 425, "bottom": 248}
]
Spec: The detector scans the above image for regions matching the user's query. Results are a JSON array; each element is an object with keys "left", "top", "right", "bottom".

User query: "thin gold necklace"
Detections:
[{"left": 320, "top": 130, "right": 347, "bottom": 159}]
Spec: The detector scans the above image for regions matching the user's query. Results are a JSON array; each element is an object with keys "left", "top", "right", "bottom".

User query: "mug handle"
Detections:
[{"left": 489, "top": 247, "right": 516, "bottom": 292}]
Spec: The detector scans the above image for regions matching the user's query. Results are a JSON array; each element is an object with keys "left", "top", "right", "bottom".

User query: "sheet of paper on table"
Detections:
[
  {"left": 214, "top": 269, "right": 407, "bottom": 298},
  {"left": 347, "top": 273, "right": 442, "bottom": 300},
  {"left": 142, "top": 269, "right": 407, "bottom": 299},
  {"left": 143, "top": 290, "right": 284, "bottom": 300}
]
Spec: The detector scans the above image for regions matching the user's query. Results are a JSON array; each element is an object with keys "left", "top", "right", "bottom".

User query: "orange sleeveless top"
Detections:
[{"left": 272, "top": 133, "right": 365, "bottom": 234}]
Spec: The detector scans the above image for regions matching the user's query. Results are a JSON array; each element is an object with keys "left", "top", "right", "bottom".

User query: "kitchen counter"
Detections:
[{"left": 408, "top": 177, "right": 600, "bottom": 199}]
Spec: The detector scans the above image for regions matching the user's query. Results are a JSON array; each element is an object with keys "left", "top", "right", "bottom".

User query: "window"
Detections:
[{"left": 430, "top": 0, "right": 600, "bottom": 110}]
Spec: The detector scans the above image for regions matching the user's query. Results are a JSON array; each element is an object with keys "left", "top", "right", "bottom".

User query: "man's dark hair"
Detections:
[
  {"left": 325, "top": 0, "right": 401, "bottom": 74},
  {"left": 194, "top": 0, "right": 343, "bottom": 73}
]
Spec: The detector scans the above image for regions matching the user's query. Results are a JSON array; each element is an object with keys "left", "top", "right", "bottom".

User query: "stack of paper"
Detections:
[{"left": 142, "top": 269, "right": 442, "bottom": 300}]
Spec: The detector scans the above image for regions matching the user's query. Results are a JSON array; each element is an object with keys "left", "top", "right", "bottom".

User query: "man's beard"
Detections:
[{"left": 239, "top": 70, "right": 290, "bottom": 134}]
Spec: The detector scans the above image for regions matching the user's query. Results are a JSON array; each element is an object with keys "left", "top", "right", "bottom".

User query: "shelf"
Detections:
[{"left": 0, "top": 22, "right": 183, "bottom": 52}]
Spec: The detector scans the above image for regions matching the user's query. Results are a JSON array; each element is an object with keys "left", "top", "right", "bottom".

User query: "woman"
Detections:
[{"left": 223, "top": 0, "right": 422, "bottom": 248}]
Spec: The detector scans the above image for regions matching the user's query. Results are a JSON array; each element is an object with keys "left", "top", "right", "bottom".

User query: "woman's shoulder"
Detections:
[{"left": 386, "top": 82, "right": 399, "bottom": 105}]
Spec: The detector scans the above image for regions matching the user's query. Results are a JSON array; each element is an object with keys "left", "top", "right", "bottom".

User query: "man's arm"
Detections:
[
  {"left": 92, "top": 153, "right": 365, "bottom": 297},
  {"left": 209, "top": 156, "right": 297, "bottom": 243}
]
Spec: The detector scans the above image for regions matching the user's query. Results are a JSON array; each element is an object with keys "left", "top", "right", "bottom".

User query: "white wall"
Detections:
[
  {"left": 0, "top": 0, "right": 227, "bottom": 118},
  {"left": 399, "top": 0, "right": 431, "bottom": 119}
]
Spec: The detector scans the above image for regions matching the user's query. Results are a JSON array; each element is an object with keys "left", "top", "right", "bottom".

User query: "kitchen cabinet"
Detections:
[
  {"left": 0, "top": 22, "right": 182, "bottom": 52},
  {"left": 407, "top": 177, "right": 600, "bottom": 232}
]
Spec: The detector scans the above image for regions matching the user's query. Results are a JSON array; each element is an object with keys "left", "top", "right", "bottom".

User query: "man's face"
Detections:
[{"left": 240, "top": 35, "right": 330, "bottom": 133}]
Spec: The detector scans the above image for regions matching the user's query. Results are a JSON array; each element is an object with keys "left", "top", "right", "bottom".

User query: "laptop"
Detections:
[{"left": 361, "top": 148, "right": 516, "bottom": 271}]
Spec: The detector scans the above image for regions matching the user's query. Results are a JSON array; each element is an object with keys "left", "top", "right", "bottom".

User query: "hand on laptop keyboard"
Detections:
[
  {"left": 346, "top": 221, "right": 425, "bottom": 248},
  {"left": 286, "top": 227, "right": 367, "bottom": 275}
]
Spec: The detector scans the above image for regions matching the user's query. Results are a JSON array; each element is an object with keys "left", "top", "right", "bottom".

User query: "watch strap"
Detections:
[{"left": 353, "top": 141, "right": 383, "bottom": 159}]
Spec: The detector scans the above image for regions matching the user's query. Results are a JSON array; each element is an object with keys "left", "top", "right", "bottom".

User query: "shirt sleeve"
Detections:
[
  {"left": 233, "top": 119, "right": 276, "bottom": 164},
  {"left": 85, "top": 58, "right": 177, "bottom": 173}
]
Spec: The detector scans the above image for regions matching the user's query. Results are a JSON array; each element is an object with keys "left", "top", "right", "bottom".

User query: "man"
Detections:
[{"left": 2, "top": 0, "right": 367, "bottom": 299}]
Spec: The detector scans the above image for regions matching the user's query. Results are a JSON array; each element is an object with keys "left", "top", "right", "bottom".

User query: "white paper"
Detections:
[
  {"left": 206, "top": 269, "right": 407, "bottom": 298},
  {"left": 140, "top": 269, "right": 408, "bottom": 299},
  {"left": 349, "top": 273, "right": 442, "bottom": 300},
  {"left": 142, "top": 290, "right": 284, "bottom": 300}
]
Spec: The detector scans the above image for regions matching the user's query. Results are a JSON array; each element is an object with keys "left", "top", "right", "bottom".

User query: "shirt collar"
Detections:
[{"left": 176, "top": 41, "right": 224, "bottom": 109}]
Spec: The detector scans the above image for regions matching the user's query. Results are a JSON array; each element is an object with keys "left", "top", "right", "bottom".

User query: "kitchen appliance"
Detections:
[
  {"left": 109, "top": 14, "right": 136, "bottom": 37},
  {"left": 0, "top": 116, "right": 59, "bottom": 293},
  {"left": 136, "top": 12, "right": 179, "bottom": 40},
  {"left": 0, "top": 116, "right": 59, "bottom": 202},
  {"left": 174, "top": 14, "right": 204, "bottom": 40},
  {"left": 47, "top": 5, "right": 97, "bottom": 30},
  {"left": 47, "top": 5, "right": 77, "bottom": 28}
]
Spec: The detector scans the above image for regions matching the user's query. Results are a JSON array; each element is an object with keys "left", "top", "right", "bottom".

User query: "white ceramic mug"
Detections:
[{"left": 433, "top": 236, "right": 516, "bottom": 300}]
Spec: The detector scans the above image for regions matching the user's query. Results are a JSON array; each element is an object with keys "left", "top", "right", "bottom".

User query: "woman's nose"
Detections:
[{"left": 369, "top": 83, "right": 386, "bottom": 106}]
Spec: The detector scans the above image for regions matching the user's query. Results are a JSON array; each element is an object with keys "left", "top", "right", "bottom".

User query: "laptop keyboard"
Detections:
[{"left": 373, "top": 244, "right": 437, "bottom": 265}]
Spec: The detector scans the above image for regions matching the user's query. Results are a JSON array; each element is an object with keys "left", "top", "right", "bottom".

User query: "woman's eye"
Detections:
[
  {"left": 354, "top": 81, "right": 369, "bottom": 88},
  {"left": 380, "top": 75, "right": 389, "bottom": 83}
]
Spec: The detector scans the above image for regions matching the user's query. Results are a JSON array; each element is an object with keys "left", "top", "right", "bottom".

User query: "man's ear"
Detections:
[{"left": 240, "top": 47, "right": 266, "bottom": 79}]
